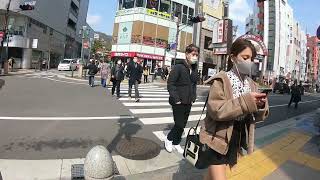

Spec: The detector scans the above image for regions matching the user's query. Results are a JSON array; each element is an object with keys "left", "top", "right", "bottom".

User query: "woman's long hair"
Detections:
[{"left": 227, "top": 39, "right": 257, "bottom": 71}]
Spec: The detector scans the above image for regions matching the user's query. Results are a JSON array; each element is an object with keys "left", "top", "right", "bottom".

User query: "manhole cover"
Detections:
[{"left": 116, "top": 137, "right": 160, "bottom": 160}]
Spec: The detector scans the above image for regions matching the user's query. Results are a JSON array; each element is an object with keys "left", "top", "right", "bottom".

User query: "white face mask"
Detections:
[
  {"left": 117, "top": 61, "right": 121, "bottom": 65},
  {"left": 190, "top": 56, "right": 198, "bottom": 64},
  {"left": 234, "top": 58, "right": 254, "bottom": 76}
]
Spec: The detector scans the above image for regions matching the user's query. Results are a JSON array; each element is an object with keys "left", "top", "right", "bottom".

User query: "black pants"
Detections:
[
  {"left": 112, "top": 80, "right": 121, "bottom": 97},
  {"left": 167, "top": 104, "right": 192, "bottom": 145},
  {"left": 288, "top": 95, "right": 298, "bottom": 108},
  {"left": 88, "top": 76, "right": 95, "bottom": 87},
  {"left": 144, "top": 75, "right": 148, "bottom": 83}
]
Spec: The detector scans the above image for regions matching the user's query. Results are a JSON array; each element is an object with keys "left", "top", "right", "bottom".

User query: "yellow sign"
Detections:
[{"left": 146, "top": 9, "right": 171, "bottom": 20}]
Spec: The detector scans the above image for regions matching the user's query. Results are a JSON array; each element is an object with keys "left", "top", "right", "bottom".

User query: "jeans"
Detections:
[
  {"left": 101, "top": 78, "right": 107, "bottom": 88},
  {"left": 128, "top": 80, "right": 139, "bottom": 99},
  {"left": 89, "top": 76, "right": 95, "bottom": 87},
  {"left": 112, "top": 80, "right": 121, "bottom": 97},
  {"left": 167, "top": 104, "right": 192, "bottom": 145}
]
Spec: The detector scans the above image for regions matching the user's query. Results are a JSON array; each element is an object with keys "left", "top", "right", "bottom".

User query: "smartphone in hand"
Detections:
[{"left": 258, "top": 88, "right": 272, "bottom": 95}]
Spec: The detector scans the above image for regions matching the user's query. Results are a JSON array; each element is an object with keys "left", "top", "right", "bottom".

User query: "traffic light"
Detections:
[
  {"left": 189, "top": 16, "right": 206, "bottom": 24},
  {"left": 19, "top": 4, "right": 34, "bottom": 11}
]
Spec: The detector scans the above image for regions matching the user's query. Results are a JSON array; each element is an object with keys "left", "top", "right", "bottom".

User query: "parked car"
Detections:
[
  {"left": 57, "top": 59, "right": 77, "bottom": 71},
  {"left": 273, "top": 82, "right": 290, "bottom": 94}
]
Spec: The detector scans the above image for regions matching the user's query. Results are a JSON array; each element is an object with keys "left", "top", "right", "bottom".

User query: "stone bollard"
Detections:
[{"left": 84, "top": 145, "right": 114, "bottom": 180}]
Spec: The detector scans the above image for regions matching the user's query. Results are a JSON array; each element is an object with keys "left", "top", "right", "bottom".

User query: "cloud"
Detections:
[
  {"left": 229, "top": 0, "right": 252, "bottom": 23},
  {"left": 87, "top": 14, "right": 102, "bottom": 27}
]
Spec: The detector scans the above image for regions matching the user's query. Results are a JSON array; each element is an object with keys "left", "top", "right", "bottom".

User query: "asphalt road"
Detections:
[{"left": 0, "top": 72, "right": 319, "bottom": 160}]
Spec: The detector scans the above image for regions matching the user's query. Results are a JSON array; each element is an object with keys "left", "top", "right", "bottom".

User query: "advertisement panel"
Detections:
[
  {"left": 117, "top": 22, "right": 133, "bottom": 44},
  {"left": 202, "top": 15, "right": 218, "bottom": 31}
]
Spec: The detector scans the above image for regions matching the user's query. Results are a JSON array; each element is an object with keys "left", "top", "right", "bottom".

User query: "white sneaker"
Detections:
[
  {"left": 164, "top": 139, "right": 173, "bottom": 153},
  {"left": 173, "top": 144, "right": 184, "bottom": 154}
]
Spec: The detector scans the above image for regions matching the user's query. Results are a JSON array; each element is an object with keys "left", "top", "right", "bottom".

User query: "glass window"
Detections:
[
  {"left": 123, "top": 0, "right": 134, "bottom": 9},
  {"left": 172, "top": 2, "right": 182, "bottom": 18},
  {"left": 136, "top": 0, "right": 145, "bottom": 7},
  {"left": 147, "top": 0, "right": 159, "bottom": 10},
  {"left": 183, "top": 5, "right": 188, "bottom": 14},
  {"left": 159, "top": 0, "right": 170, "bottom": 13},
  {"left": 118, "top": 0, "right": 123, "bottom": 10}
]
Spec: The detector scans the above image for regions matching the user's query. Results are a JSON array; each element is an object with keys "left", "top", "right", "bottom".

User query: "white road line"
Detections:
[
  {"left": 269, "top": 99, "right": 320, "bottom": 108},
  {"left": 0, "top": 116, "right": 134, "bottom": 121},
  {"left": 140, "top": 114, "right": 204, "bottom": 125},
  {"left": 153, "top": 127, "right": 201, "bottom": 142},
  {"left": 119, "top": 97, "right": 169, "bottom": 101},
  {"left": 113, "top": 88, "right": 167, "bottom": 91},
  {"left": 121, "top": 94, "right": 169, "bottom": 97},
  {"left": 119, "top": 91, "right": 168, "bottom": 94},
  {"left": 45, "top": 77, "right": 86, "bottom": 85},
  {"left": 130, "top": 106, "right": 204, "bottom": 114},
  {"left": 123, "top": 101, "right": 205, "bottom": 107}
]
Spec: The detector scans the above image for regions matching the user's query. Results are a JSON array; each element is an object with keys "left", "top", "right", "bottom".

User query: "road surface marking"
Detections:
[
  {"left": 121, "top": 94, "right": 169, "bottom": 97},
  {"left": 119, "top": 91, "right": 168, "bottom": 94},
  {"left": 130, "top": 106, "right": 204, "bottom": 114},
  {"left": 153, "top": 127, "right": 201, "bottom": 141},
  {"left": 123, "top": 101, "right": 205, "bottom": 107},
  {"left": 0, "top": 116, "right": 135, "bottom": 121},
  {"left": 140, "top": 114, "right": 204, "bottom": 125},
  {"left": 119, "top": 97, "right": 169, "bottom": 101}
]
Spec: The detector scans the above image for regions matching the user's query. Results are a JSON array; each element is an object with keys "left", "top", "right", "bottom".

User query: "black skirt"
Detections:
[{"left": 202, "top": 120, "right": 247, "bottom": 167}]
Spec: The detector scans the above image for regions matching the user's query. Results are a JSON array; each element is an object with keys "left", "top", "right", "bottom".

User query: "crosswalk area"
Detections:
[{"left": 108, "top": 83, "right": 206, "bottom": 143}]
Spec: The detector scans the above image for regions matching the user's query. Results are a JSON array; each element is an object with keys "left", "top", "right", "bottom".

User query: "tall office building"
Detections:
[{"left": 0, "top": 0, "right": 92, "bottom": 69}]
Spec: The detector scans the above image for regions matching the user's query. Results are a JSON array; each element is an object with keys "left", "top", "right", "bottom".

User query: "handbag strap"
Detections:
[{"left": 194, "top": 93, "right": 209, "bottom": 132}]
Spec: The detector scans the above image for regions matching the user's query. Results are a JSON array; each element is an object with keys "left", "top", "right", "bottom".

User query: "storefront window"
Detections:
[
  {"left": 147, "top": 0, "right": 159, "bottom": 10},
  {"left": 136, "top": 0, "right": 145, "bottom": 7},
  {"left": 159, "top": 0, "right": 170, "bottom": 14},
  {"left": 204, "top": 36, "right": 213, "bottom": 50},
  {"left": 123, "top": 0, "right": 135, "bottom": 9}
]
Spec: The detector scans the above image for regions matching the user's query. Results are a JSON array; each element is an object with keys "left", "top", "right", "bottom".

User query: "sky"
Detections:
[{"left": 87, "top": 0, "right": 319, "bottom": 36}]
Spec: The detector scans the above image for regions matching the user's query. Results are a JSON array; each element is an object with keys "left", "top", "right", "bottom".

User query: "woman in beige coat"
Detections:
[{"left": 200, "top": 39, "right": 269, "bottom": 180}]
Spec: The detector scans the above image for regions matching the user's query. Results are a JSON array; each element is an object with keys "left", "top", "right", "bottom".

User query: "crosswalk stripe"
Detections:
[
  {"left": 119, "top": 97, "right": 168, "bottom": 101},
  {"left": 153, "top": 127, "right": 201, "bottom": 142},
  {"left": 130, "top": 106, "right": 205, "bottom": 114},
  {"left": 140, "top": 114, "right": 205, "bottom": 125},
  {"left": 121, "top": 94, "right": 169, "bottom": 97},
  {"left": 119, "top": 91, "right": 168, "bottom": 94},
  {"left": 107, "top": 85, "right": 162, "bottom": 89},
  {"left": 109, "top": 88, "right": 166, "bottom": 91},
  {"left": 123, "top": 101, "right": 205, "bottom": 107}
]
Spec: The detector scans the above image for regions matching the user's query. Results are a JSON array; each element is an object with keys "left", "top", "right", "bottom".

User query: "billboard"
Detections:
[
  {"left": 212, "top": 19, "right": 224, "bottom": 44},
  {"left": 117, "top": 22, "right": 133, "bottom": 44}
]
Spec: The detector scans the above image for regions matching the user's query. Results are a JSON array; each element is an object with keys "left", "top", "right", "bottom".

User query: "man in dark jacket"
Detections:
[
  {"left": 111, "top": 60, "right": 125, "bottom": 98},
  {"left": 127, "top": 56, "right": 143, "bottom": 102},
  {"left": 165, "top": 44, "right": 199, "bottom": 154},
  {"left": 86, "top": 60, "right": 98, "bottom": 87},
  {"left": 288, "top": 80, "right": 301, "bottom": 108}
]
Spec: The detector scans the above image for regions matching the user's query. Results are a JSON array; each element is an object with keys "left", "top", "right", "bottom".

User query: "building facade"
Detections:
[
  {"left": 0, "top": 0, "right": 91, "bottom": 69},
  {"left": 246, "top": 0, "right": 307, "bottom": 83},
  {"left": 306, "top": 35, "right": 320, "bottom": 84},
  {"left": 112, "top": 0, "right": 195, "bottom": 73}
]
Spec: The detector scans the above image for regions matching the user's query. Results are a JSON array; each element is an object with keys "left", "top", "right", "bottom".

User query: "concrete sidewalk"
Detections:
[{"left": 0, "top": 109, "right": 319, "bottom": 179}]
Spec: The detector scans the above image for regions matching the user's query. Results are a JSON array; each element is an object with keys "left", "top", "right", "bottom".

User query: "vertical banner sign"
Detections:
[
  {"left": 168, "top": 28, "right": 177, "bottom": 49},
  {"left": 118, "top": 21, "right": 133, "bottom": 44},
  {"left": 217, "top": 20, "right": 224, "bottom": 43},
  {"left": 223, "top": 19, "right": 229, "bottom": 43}
]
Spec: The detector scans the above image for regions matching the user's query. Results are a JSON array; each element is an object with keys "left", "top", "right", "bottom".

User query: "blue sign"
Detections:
[{"left": 317, "top": 25, "right": 320, "bottom": 40}]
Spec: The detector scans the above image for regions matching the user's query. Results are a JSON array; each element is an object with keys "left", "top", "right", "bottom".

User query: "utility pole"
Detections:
[
  {"left": 0, "top": 0, "right": 12, "bottom": 75},
  {"left": 173, "top": 16, "right": 180, "bottom": 66}
]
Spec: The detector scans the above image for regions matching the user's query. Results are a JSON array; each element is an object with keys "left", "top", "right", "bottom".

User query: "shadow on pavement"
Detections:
[{"left": 0, "top": 79, "right": 4, "bottom": 89}]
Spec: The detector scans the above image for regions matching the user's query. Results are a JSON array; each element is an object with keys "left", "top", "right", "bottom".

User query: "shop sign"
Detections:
[
  {"left": 146, "top": 9, "right": 171, "bottom": 20},
  {"left": 111, "top": 52, "right": 136, "bottom": 57},
  {"left": 137, "top": 53, "right": 164, "bottom": 60},
  {"left": 238, "top": 34, "right": 268, "bottom": 56},
  {"left": 204, "top": 0, "right": 221, "bottom": 10},
  {"left": 202, "top": 15, "right": 218, "bottom": 31},
  {"left": 213, "top": 47, "right": 227, "bottom": 55},
  {"left": 212, "top": 19, "right": 224, "bottom": 44}
]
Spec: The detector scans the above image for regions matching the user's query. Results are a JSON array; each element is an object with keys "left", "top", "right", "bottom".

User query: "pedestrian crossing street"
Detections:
[{"left": 108, "top": 83, "right": 206, "bottom": 143}]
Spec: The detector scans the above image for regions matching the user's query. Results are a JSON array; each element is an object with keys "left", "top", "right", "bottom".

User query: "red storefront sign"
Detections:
[{"left": 111, "top": 52, "right": 164, "bottom": 61}]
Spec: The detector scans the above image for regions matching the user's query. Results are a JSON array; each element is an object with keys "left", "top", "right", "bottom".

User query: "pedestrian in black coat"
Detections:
[
  {"left": 111, "top": 60, "right": 125, "bottom": 98},
  {"left": 288, "top": 80, "right": 301, "bottom": 108},
  {"left": 165, "top": 44, "right": 199, "bottom": 154},
  {"left": 127, "top": 57, "right": 143, "bottom": 102},
  {"left": 86, "top": 60, "right": 99, "bottom": 87}
]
